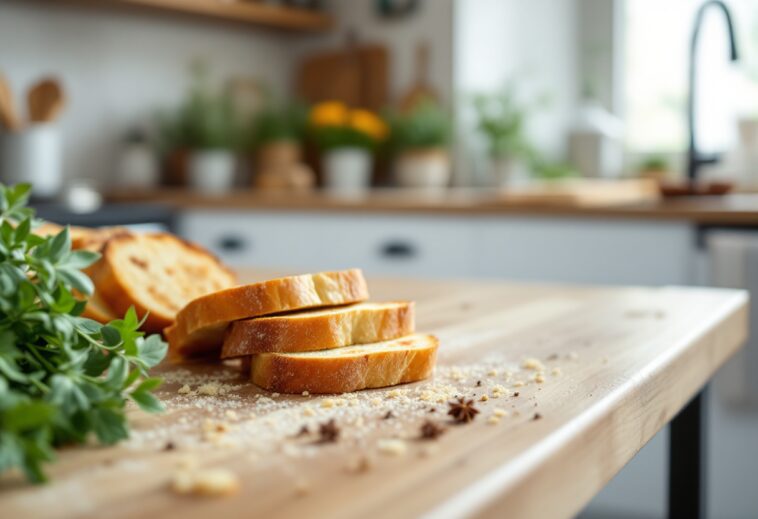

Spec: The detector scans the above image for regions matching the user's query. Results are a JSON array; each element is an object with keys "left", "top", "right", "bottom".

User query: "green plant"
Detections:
[
  {"left": 0, "top": 184, "right": 167, "bottom": 483},
  {"left": 386, "top": 99, "right": 451, "bottom": 152},
  {"left": 154, "top": 65, "right": 242, "bottom": 153},
  {"left": 250, "top": 100, "right": 307, "bottom": 149},
  {"left": 639, "top": 154, "right": 670, "bottom": 172},
  {"left": 472, "top": 86, "right": 540, "bottom": 160}
]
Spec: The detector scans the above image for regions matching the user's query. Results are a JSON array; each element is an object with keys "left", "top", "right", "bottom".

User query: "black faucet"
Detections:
[{"left": 687, "top": 0, "right": 739, "bottom": 181}]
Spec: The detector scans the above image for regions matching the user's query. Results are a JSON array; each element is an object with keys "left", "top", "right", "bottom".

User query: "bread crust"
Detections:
[
  {"left": 249, "top": 334, "right": 438, "bottom": 394},
  {"left": 97, "top": 233, "right": 236, "bottom": 333},
  {"left": 167, "top": 269, "right": 370, "bottom": 358},
  {"left": 221, "top": 301, "right": 414, "bottom": 358}
]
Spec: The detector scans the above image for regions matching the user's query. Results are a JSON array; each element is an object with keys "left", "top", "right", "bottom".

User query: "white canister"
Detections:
[
  {"left": 322, "top": 147, "right": 372, "bottom": 193},
  {"left": 0, "top": 124, "right": 62, "bottom": 197},
  {"left": 490, "top": 156, "right": 528, "bottom": 188},
  {"left": 395, "top": 148, "right": 450, "bottom": 189},
  {"left": 187, "top": 150, "right": 237, "bottom": 194}
]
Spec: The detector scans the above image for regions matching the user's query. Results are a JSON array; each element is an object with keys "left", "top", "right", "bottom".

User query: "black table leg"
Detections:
[{"left": 668, "top": 389, "right": 707, "bottom": 519}]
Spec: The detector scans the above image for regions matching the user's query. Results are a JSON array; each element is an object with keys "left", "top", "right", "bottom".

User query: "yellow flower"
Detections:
[
  {"left": 348, "top": 109, "right": 388, "bottom": 141},
  {"left": 309, "top": 101, "right": 348, "bottom": 127}
]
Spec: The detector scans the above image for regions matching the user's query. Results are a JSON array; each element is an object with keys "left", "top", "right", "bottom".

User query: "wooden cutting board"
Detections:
[
  {"left": 296, "top": 44, "right": 389, "bottom": 112},
  {"left": 498, "top": 178, "right": 661, "bottom": 207},
  {"left": 0, "top": 273, "right": 747, "bottom": 519}
]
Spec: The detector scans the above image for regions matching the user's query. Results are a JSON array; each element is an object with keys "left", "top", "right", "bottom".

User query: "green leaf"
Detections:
[
  {"left": 57, "top": 268, "right": 94, "bottom": 295},
  {"left": 48, "top": 228, "right": 71, "bottom": 264},
  {"left": 61, "top": 250, "right": 100, "bottom": 271},
  {"left": 104, "top": 357, "right": 128, "bottom": 389},
  {"left": 135, "top": 335, "right": 168, "bottom": 369},
  {"left": 89, "top": 407, "right": 129, "bottom": 445},
  {"left": 130, "top": 390, "right": 164, "bottom": 413},
  {"left": 1, "top": 401, "right": 56, "bottom": 432}
]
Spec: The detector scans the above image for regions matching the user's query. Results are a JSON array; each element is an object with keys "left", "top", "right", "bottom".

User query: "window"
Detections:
[{"left": 624, "top": 0, "right": 758, "bottom": 154}]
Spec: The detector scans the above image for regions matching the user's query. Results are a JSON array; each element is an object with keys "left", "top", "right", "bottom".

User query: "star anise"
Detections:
[
  {"left": 419, "top": 420, "right": 446, "bottom": 440},
  {"left": 318, "top": 419, "right": 340, "bottom": 443},
  {"left": 447, "top": 397, "right": 479, "bottom": 424}
]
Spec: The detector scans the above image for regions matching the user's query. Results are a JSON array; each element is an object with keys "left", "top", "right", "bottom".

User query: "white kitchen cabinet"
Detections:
[
  {"left": 178, "top": 210, "right": 477, "bottom": 277},
  {"left": 179, "top": 210, "right": 696, "bottom": 286}
]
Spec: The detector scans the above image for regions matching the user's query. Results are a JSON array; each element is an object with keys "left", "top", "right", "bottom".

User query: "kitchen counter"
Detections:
[
  {"left": 107, "top": 188, "right": 758, "bottom": 227},
  {"left": 1, "top": 272, "right": 748, "bottom": 518}
]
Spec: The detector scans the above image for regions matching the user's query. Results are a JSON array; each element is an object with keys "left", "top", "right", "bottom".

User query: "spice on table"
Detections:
[
  {"left": 383, "top": 410, "right": 395, "bottom": 420},
  {"left": 318, "top": 419, "right": 340, "bottom": 443},
  {"left": 419, "top": 420, "right": 446, "bottom": 440},
  {"left": 448, "top": 397, "right": 479, "bottom": 424},
  {"left": 533, "top": 413, "right": 542, "bottom": 421}
]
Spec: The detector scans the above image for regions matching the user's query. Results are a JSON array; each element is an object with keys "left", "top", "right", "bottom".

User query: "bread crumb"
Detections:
[
  {"left": 177, "top": 384, "right": 191, "bottom": 395},
  {"left": 320, "top": 399, "right": 335, "bottom": 409},
  {"left": 492, "top": 384, "right": 507, "bottom": 394},
  {"left": 386, "top": 389, "right": 403, "bottom": 399},
  {"left": 377, "top": 439, "right": 407, "bottom": 456},
  {"left": 534, "top": 374, "right": 545, "bottom": 384},
  {"left": 513, "top": 381, "right": 525, "bottom": 388},
  {"left": 303, "top": 407, "right": 316, "bottom": 417},
  {"left": 272, "top": 392, "right": 280, "bottom": 398},
  {"left": 197, "top": 383, "right": 221, "bottom": 396},
  {"left": 480, "top": 394, "right": 489, "bottom": 402},
  {"left": 487, "top": 369, "right": 498, "bottom": 377},
  {"left": 486, "top": 416, "right": 501, "bottom": 425},
  {"left": 172, "top": 469, "right": 239, "bottom": 497},
  {"left": 224, "top": 410, "right": 238, "bottom": 420},
  {"left": 302, "top": 391, "right": 310, "bottom": 397},
  {"left": 522, "top": 358, "right": 545, "bottom": 371},
  {"left": 493, "top": 408, "right": 509, "bottom": 418},
  {"left": 551, "top": 367, "right": 562, "bottom": 376},
  {"left": 370, "top": 397, "right": 382, "bottom": 406}
]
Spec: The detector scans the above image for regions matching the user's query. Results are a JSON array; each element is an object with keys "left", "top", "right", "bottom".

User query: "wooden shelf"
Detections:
[{"left": 104, "top": 0, "right": 333, "bottom": 31}]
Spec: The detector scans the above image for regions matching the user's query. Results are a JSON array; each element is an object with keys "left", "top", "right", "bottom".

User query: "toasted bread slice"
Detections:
[
  {"left": 96, "top": 233, "right": 236, "bottom": 333},
  {"left": 249, "top": 333, "right": 438, "bottom": 394},
  {"left": 80, "top": 289, "right": 118, "bottom": 323},
  {"left": 166, "top": 269, "right": 369, "bottom": 358},
  {"left": 221, "top": 301, "right": 414, "bottom": 358}
]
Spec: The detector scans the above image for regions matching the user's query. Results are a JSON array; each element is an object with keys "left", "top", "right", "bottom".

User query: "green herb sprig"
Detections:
[{"left": 0, "top": 184, "right": 168, "bottom": 483}]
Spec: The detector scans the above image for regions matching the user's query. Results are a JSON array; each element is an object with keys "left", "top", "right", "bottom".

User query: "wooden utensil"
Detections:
[
  {"left": 27, "top": 78, "right": 65, "bottom": 123},
  {"left": 0, "top": 74, "right": 22, "bottom": 131},
  {"left": 399, "top": 41, "right": 439, "bottom": 112}
]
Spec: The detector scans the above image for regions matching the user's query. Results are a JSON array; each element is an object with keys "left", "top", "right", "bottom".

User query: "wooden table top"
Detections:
[
  {"left": 0, "top": 273, "right": 749, "bottom": 519},
  {"left": 107, "top": 188, "right": 758, "bottom": 226}
]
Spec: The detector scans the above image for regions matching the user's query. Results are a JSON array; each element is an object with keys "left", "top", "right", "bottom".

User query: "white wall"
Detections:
[
  {"left": 452, "top": 0, "right": 579, "bottom": 185},
  {"left": 0, "top": 1, "right": 293, "bottom": 185}
]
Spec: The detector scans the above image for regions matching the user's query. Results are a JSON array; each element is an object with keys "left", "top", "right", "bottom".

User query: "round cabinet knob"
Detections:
[
  {"left": 217, "top": 235, "right": 248, "bottom": 253},
  {"left": 380, "top": 240, "right": 417, "bottom": 259}
]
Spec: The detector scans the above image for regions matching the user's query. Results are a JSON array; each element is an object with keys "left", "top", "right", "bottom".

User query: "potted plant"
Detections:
[
  {"left": 249, "top": 100, "right": 313, "bottom": 190},
  {"left": 155, "top": 68, "right": 241, "bottom": 193},
  {"left": 472, "top": 86, "right": 539, "bottom": 187},
  {"left": 308, "top": 101, "right": 388, "bottom": 192},
  {"left": 638, "top": 155, "right": 672, "bottom": 182},
  {"left": 387, "top": 99, "right": 452, "bottom": 189}
]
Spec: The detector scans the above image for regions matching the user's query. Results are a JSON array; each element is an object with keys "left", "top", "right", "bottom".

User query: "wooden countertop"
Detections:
[
  {"left": 1, "top": 272, "right": 748, "bottom": 518},
  {"left": 107, "top": 188, "right": 758, "bottom": 226}
]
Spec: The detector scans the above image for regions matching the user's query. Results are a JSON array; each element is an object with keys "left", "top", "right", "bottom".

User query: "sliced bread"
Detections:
[
  {"left": 249, "top": 333, "right": 438, "bottom": 394},
  {"left": 166, "top": 269, "right": 369, "bottom": 358},
  {"left": 221, "top": 301, "right": 414, "bottom": 358},
  {"left": 95, "top": 233, "right": 237, "bottom": 333}
]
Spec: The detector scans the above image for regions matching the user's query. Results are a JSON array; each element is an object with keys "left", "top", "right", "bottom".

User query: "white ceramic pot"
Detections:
[
  {"left": 322, "top": 147, "right": 372, "bottom": 193},
  {"left": 395, "top": 149, "right": 451, "bottom": 189},
  {"left": 0, "top": 124, "right": 62, "bottom": 198},
  {"left": 490, "top": 156, "right": 528, "bottom": 188},
  {"left": 187, "top": 150, "right": 236, "bottom": 194},
  {"left": 738, "top": 117, "right": 758, "bottom": 151}
]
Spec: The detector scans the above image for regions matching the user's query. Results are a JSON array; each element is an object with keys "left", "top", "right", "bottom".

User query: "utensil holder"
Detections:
[{"left": 0, "top": 123, "right": 62, "bottom": 197}]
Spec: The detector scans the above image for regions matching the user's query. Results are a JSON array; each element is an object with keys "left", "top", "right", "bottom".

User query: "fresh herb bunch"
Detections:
[
  {"left": 386, "top": 99, "right": 451, "bottom": 152},
  {"left": 249, "top": 100, "right": 307, "bottom": 149},
  {"left": 0, "top": 184, "right": 167, "bottom": 483}
]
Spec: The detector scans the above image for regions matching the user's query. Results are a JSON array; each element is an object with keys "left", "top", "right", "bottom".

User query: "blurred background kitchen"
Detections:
[{"left": 1, "top": 0, "right": 758, "bottom": 517}]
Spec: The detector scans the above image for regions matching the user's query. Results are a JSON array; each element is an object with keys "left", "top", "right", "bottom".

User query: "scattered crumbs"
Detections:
[
  {"left": 534, "top": 373, "right": 545, "bottom": 384},
  {"left": 302, "top": 407, "right": 316, "bottom": 417},
  {"left": 320, "top": 398, "right": 335, "bottom": 409},
  {"left": 493, "top": 408, "right": 509, "bottom": 418},
  {"left": 302, "top": 391, "right": 310, "bottom": 397},
  {"left": 492, "top": 384, "right": 507, "bottom": 395},
  {"left": 533, "top": 413, "right": 542, "bottom": 421},
  {"left": 522, "top": 358, "right": 546, "bottom": 371},
  {"left": 487, "top": 369, "right": 498, "bottom": 377},
  {"left": 370, "top": 397, "right": 382, "bottom": 406},
  {"left": 177, "top": 384, "right": 191, "bottom": 395},
  {"left": 513, "top": 381, "right": 525, "bottom": 388},
  {"left": 386, "top": 389, "right": 403, "bottom": 399},
  {"left": 480, "top": 394, "right": 489, "bottom": 402},
  {"left": 377, "top": 439, "right": 407, "bottom": 456},
  {"left": 551, "top": 367, "right": 562, "bottom": 376},
  {"left": 197, "top": 383, "right": 224, "bottom": 397},
  {"left": 486, "top": 416, "right": 500, "bottom": 425},
  {"left": 271, "top": 393, "right": 280, "bottom": 398},
  {"left": 224, "top": 410, "right": 238, "bottom": 420},
  {"left": 172, "top": 468, "right": 239, "bottom": 497}
]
